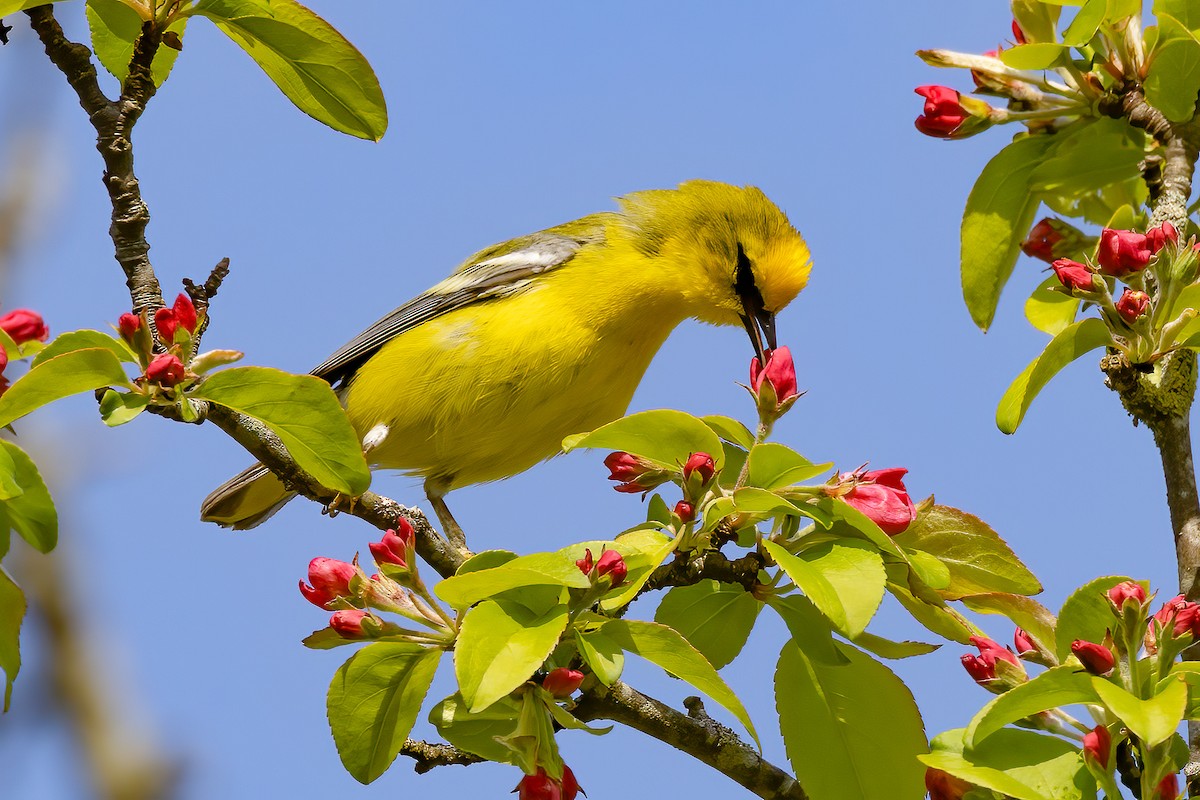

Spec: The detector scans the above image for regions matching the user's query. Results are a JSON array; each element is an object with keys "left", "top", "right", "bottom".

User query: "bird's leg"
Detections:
[{"left": 424, "top": 477, "right": 468, "bottom": 551}]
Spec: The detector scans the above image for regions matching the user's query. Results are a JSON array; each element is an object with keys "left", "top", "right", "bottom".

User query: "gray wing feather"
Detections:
[{"left": 310, "top": 233, "right": 586, "bottom": 385}]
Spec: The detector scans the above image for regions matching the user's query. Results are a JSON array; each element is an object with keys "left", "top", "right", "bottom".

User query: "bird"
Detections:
[{"left": 200, "top": 180, "right": 811, "bottom": 535}]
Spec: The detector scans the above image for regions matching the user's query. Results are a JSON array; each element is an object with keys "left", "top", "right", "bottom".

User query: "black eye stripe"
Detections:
[{"left": 735, "top": 242, "right": 765, "bottom": 305}]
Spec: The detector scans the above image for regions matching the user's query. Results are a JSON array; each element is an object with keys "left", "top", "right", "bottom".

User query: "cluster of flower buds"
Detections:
[
  {"left": 0, "top": 308, "right": 50, "bottom": 397},
  {"left": 576, "top": 548, "right": 627, "bottom": 589},
  {"left": 514, "top": 765, "right": 581, "bottom": 800},
  {"left": 120, "top": 293, "right": 202, "bottom": 389},
  {"left": 1145, "top": 593, "right": 1200, "bottom": 656},
  {"left": 1038, "top": 223, "right": 1199, "bottom": 364},
  {"left": 825, "top": 467, "right": 917, "bottom": 535},
  {"left": 960, "top": 635, "right": 1026, "bottom": 692},
  {"left": 603, "top": 448, "right": 717, "bottom": 526}
]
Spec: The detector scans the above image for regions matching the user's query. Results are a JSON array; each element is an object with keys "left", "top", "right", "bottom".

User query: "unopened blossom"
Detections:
[
  {"left": 154, "top": 292, "right": 199, "bottom": 343},
  {"left": 0, "top": 308, "right": 48, "bottom": 344},
  {"left": 542, "top": 668, "right": 585, "bottom": 698},
  {"left": 839, "top": 468, "right": 917, "bottom": 535},
  {"left": 145, "top": 352, "right": 186, "bottom": 387},
  {"left": 299, "top": 557, "right": 357, "bottom": 608},
  {"left": 1097, "top": 229, "right": 1152, "bottom": 277},
  {"left": 1107, "top": 581, "right": 1147, "bottom": 610},
  {"left": 1050, "top": 259, "right": 1097, "bottom": 292},
  {"left": 750, "top": 346, "right": 799, "bottom": 405},
  {"left": 682, "top": 451, "right": 716, "bottom": 484},
  {"left": 1070, "top": 640, "right": 1114, "bottom": 676},
  {"left": 1116, "top": 289, "right": 1150, "bottom": 324},
  {"left": 1082, "top": 725, "right": 1111, "bottom": 772}
]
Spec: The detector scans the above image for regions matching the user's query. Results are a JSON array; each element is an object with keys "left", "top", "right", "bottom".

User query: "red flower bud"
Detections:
[
  {"left": 145, "top": 352, "right": 187, "bottom": 387},
  {"left": 299, "top": 557, "right": 357, "bottom": 608},
  {"left": 575, "top": 548, "right": 594, "bottom": 575},
  {"left": 514, "top": 767, "right": 580, "bottom": 800},
  {"left": 1147, "top": 222, "right": 1179, "bottom": 254},
  {"left": 369, "top": 521, "right": 414, "bottom": 568},
  {"left": 1116, "top": 289, "right": 1150, "bottom": 324},
  {"left": 154, "top": 292, "right": 199, "bottom": 343},
  {"left": 603, "top": 451, "right": 664, "bottom": 493},
  {"left": 750, "top": 346, "right": 798, "bottom": 406},
  {"left": 1097, "top": 229, "right": 1153, "bottom": 277},
  {"left": 914, "top": 85, "right": 969, "bottom": 138},
  {"left": 542, "top": 668, "right": 584, "bottom": 697},
  {"left": 0, "top": 344, "right": 8, "bottom": 375},
  {"left": 925, "top": 767, "right": 972, "bottom": 800},
  {"left": 1157, "top": 773, "right": 1179, "bottom": 800},
  {"left": 839, "top": 467, "right": 917, "bottom": 535},
  {"left": 1050, "top": 259, "right": 1097, "bottom": 292},
  {"left": 330, "top": 609, "right": 372, "bottom": 640},
  {"left": 1071, "top": 640, "right": 1115, "bottom": 676},
  {"left": 1108, "top": 580, "right": 1147, "bottom": 610},
  {"left": 1082, "top": 725, "right": 1111, "bottom": 771},
  {"left": 1147, "top": 595, "right": 1200, "bottom": 653},
  {"left": 682, "top": 451, "right": 716, "bottom": 484},
  {"left": 962, "top": 636, "right": 1024, "bottom": 687},
  {"left": 560, "top": 766, "right": 580, "bottom": 800},
  {"left": 1013, "top": 628, "right": 1036, "bottom": 656},
  {"left": 0, "top": 308, "right": 49, "bottom": 344},
  {"left": 594, "top": 549, "right": 627, "bottom": 587},
  {"left": 118, "top": 312, "right": 141, "bottom": 342},
  {"left": 1022, "top": 218, "right": 1066, "bottom": 263},
  {"left": 674, "top": 500, "right": 696, "bottom": 522},
  {"left": 1012, "top": 19, "right": 1027, "bottom": 44}
]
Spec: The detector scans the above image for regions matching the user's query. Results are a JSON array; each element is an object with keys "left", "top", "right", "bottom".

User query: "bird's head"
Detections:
[{"left": 617, "top": 181, "right": 811, "bottom": 363}]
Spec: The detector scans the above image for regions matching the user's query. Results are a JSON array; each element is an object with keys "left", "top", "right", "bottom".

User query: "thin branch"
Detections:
[
  {"left": 574, "top": 681, "right": 806, "bottom": 800},
  {"left": 642, "top": 550, "right": 765, "bottom": 596},
  {"left": 401, "top": 739, "right": 485, "bottom": 774}
]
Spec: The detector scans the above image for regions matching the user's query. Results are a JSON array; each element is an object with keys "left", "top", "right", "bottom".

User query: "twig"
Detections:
[
  {"left": 642, "top": 549, "right": 765, "bottom": 596},
  {"left": 401, "top": 739, "right": 485, "bottom": 774}
]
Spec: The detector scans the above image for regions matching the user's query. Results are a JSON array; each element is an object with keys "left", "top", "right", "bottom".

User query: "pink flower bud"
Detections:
[
  {"left": 839, "top": 468, "right": 917, "bottom": 535},
  {"left": 1107, "top": 581, "right": 1147, "bottom": 610},
  {"left": 1082, "top": 725, "right": 1111, "bottom": 771},
  {"left": 603, "top": 451, "right": 664, "bottom": 493},
  {"left": 594, "top": 549, "right": 627, "bottom": 588},
  {"left": 1147, "top": 595, "right": 1200, "bottom": 652},
  {"left": 1116, "top": 289, "right": 1150, "bottom": 324},
  {"left": 1012, "top": 19, "right": 1027, "bottom": 44},
  {"left": 750, "top": 346, "right": 798, "bottom": 405},
  {"left": 369, "top": 521, "right": 414, "bottom": 568},
  {"left": 1050, "top": 259, "right": 1097, "bottom": 292},
  {"left": 1071, "top": 640, "right": 1115, "bottom": 676},
  {"left": 925, "top": 767, "right": 972, "bottom": 800},
  {"left": 682, "top": 451, "right": 716, "bottom": 484},
  {"left": 514, "top": 767, "right": 580, "bottom": 800},
  {"left": 0, "top": 344, "right": 8, "bottom": 375},
  {"left": 154, "top": 293, "right": 199, "bottom": 343},
  {"left": 118, "top": 312, "right": 141, "bottom": 342},
  {"left": 1147, "top": 222, "right": 1179, "bottom": 254},
  {"left": 1157, "top": 773, "right": 1179, "bottom": 800},
  {"left": 914, "top": 85, "right": 969, "bottom": 138},
  {"left": 145, "top": 352, "right": 186, "bottom": 387},
  {"left": 960, "top": 653, "right": 996, "bottom": 684},
  {"left": 542, "top": 668, "right": 584, "bottom": 697},
  {"left": 330, "top": 609, "right": 372, "bottom": 640},
  {"left": 962, "top": 636, "right": 1024, "bottom": 688},
  {"left": 674, "top": 500, "right": 696, "bottom": 523},
  {"left": 1097, "top": 229, "right": 1153, "bottom": 277},
  {"left": 575, "top": 548, "right": 594, "bottom": 575},
  {"left": 560, "top": 766, "right": 580, "bottom": 800},
  {"left": 0, "top": 308, "right": 49, "bottom": 344},
  {"left": 1021, "top": 218, "right": 1066, "bottom": 263},
  {"left": 299, "top": 557, "right": 357, "bottom": 608},
  {"left": 1013, "top": 628, "right": 1036, "bottom": 656}
]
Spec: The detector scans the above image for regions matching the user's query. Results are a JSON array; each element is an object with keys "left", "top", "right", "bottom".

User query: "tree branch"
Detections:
[
  {"left": 401, "top": 739, "right": 485, "bottom": 774},
  {"left": 25, "top": 6, "right": 164, "bottom": 316},
  {"left": 574, "top": 681, "right": 806, "bottom": 800},
  {"left": 643, "top": 549, "right": 765, "bottom": 595}
]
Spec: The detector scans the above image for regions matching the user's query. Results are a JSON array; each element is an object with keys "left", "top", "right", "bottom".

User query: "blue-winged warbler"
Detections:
[{"left": 201, "top": 180, "right": 811, "bottom": 530}]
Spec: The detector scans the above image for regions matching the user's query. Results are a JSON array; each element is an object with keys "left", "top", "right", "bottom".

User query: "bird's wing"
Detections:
[{"left": 310, "top": 225, "right": 604, "bottom": 385}]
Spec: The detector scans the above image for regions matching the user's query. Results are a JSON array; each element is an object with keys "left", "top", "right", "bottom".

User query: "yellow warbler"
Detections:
[{"left": 201, "top": 180, "right": 811, "bottom": 530}]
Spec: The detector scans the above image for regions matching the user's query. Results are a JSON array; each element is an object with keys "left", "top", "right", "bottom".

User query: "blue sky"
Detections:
[{"left": 0, "top": 2, "right": 1182, "bottom": 798}]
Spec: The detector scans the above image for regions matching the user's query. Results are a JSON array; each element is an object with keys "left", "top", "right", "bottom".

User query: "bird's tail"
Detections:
[{"left": 200, "top": 463, "right": 297, "bottom": 530}]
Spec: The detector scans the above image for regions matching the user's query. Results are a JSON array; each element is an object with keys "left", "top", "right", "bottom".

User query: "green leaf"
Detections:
[
  {"left": 1030, "top": 118, "right": 1146, "bottom": 194},
  {"left": 1157, "top": 0, "right": 1200, "bottom": 30},
  {"left": 1146, "top": 31, "right": 1200, "bottom": 122},
  {"left": 763, "top": 539, "right": 847, "bottom": 635},
  {"left": 745, "top": 442, "right": 832, "bottom": 489},
  {"left": 701, "top": 414, "right": 755, "bottom": 450},
  {"left": 86, "top": 0, "right": 188, "bottom": 86},
  {"left": 654, "top": 580, "right": 762, "bottom": 669},
  {"left": 455, "top": 549, "right": 519, "bottom": 574},
  {"left": 32, "top": 329, "right": 138, "bottom": 368},
  {"left": 327, "top": 642, "right": 441, "bottom": 784},
  {"left": 593, "top": 530, "right": 678, "bottom": 612},
  {"left": 887, "top": 580, "right": 977, "bottom": 644},
  {"left": 429, "top": 693, "right": 523, "bottom": 764},
  {"left": 848, "top": 630, "right": 939, "bottom": 660},
  {"left": 776, "top": 641, "right": 927, "bottom": 800},
  {"left": 1055, "top": 575, "right": 1130, "bottom": 660},
  {"left": 301, "top": 627, "right": 356, "bottom": 650},
  {"left": 823, "top": 498, "right": 905, "bottom": 558},
  {"left": 1092, "top": 675, "right": 1187, "bottom": 747},
  {"left": 0, "top": 0, "right": 70, "bottom": 15},
  {"left": 800, "top": 540, "right": 886, "bottom": 638},
  {"left": 966, "top": 666, "right": 1098, "bottom": 746},
  {"left": 961, "top": 135, "right": 1056, "bottom": 330},
  {"left": 455, "top": 592, "right": 569, "bottom": 712},
  {"left": 435, "top": 551, "right": 589, "bottom": 610},
  {"left": 1013, "top": 0, "right": 1062, "bottom": 43},
  {"left": 193, "top": 366, "right": 371, "bottom": 495},
  {"left": 1061, "top": 0, "right": 1106, "bottom": 46},
  {"left": 905, "top": 549, "right": 951, "bottom": 591},
  {"left": 601, "top": 618, "right": 759, "bottom": 746},
  {"left": 563, "top": 409, "right": 724, "bottom": 471},
  {"left": 0, "top": 440, "right": 57, "bottom": 553},
  {"left": 768, "top": 594, "right": 845, "bottom": 665},
  {"left": 574, "top": 627, "right": 624, "bottom": 685},
  {"left": 0, "top": 566, "right": 24, "bottom": 710},
  {"left": 187, "top": 0, "right": 387, "bottom": 140},
  {"left": 1025, "top": 276, "right": 1080, "bottom": 336},
  {"left": 893, "top": 505, "right": 1041, "bottom": 599},
  {"left": 98, "top": 389, "right": 150, "bottom": 427},
  {"left": 1000, "top": 43, "right": 1068, "bottom": 69},
  {"left": 997, "top": 317, "right": 1113, "bottom": 434},
  {"left": 0, "top": 348, "right": 133, "bottom": 429},
  {"left": 733, "top": 487, "right": 827, "bottom": 525},
  {"left": 922, "top": 728, "right": 1094, "bottom": 800},
  {"left": 961, "top": 593, "right": 1058, "bottom": 660}
]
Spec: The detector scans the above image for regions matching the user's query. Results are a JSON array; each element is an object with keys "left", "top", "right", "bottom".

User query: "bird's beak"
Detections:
[{"left": 739, "top": 294, "right": 777, "bottom": 365}]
